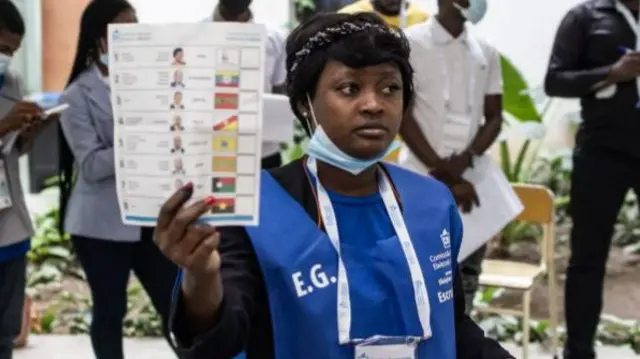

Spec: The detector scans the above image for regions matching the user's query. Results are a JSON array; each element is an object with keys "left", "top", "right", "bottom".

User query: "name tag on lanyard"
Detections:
[
  {"left": 0, "top": 159, "right": 12, "bottom": 210},
  {"left": 355, "top": 342, "right": 417, "bottom": 359},
  {"left": 616, "top": 2, "right": 640, "bottom": 97},
  {"left": 305, "top": 157, "right": 432, "bottom": 352}
]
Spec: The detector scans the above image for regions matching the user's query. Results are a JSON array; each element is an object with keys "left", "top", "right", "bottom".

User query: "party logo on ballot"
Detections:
[
  {"left": 215, "top": 70, "right": 240, "bottom": 88},
  {"left": 214, "top": 93, "right": 239, "bottom": 110},
  {"left": 213, "top": 115, "right": 238, "bottom": 132}
]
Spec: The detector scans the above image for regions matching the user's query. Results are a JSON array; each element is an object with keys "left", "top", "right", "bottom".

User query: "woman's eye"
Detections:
[
  {"left": 382, "top": 84, "right": 401, "bottom": 95},
  {"left": 339, "top": 85, "right": 358, "bottom": 96}
]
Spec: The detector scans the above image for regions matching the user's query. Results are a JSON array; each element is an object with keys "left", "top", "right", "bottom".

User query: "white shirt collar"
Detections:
[{"left": 428, "top": 16, "right": 468, "bottom": 46}]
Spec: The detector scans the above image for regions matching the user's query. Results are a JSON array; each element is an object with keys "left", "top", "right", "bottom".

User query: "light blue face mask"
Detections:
[
  {"left": 304, "top": 94, "right": 400, "bottom": 175},
  {"left": 0, "top": 53, "right": 12, "bottom": 76},
  {"left": 99, "top": 53, "right": 109, "bottom": 67},
  {"left": 454, "top": 0, "right": 487, "bottom": 24}
]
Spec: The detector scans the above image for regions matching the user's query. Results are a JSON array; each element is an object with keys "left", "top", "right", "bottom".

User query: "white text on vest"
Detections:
[{"left": 292, "top": 264, "right": 337, "bottom": 298}]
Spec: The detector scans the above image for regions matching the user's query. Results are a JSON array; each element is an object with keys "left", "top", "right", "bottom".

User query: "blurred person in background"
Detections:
[
  {"left": 207, "top": 0, "right": 288, "bottom": 169},
  {"left": 545, "top": 0, "right": 640, "bottom": 358},
  {"left": 399, "top": 0, "right": 504, "bottom": 313},
  {"left": 57, "top": 1, "right": 178, "bottom": 358},
  {"left": 0, "top": 1, "right": 55, "bottom": 358}
]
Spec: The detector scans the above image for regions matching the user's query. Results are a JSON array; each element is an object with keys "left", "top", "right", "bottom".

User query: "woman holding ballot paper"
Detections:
[
  {"left": 156, "top": 12, "right": 513, "bottom": 359},
  {"left": 57, "top": 1, "right": 178, "bottom": 358}
]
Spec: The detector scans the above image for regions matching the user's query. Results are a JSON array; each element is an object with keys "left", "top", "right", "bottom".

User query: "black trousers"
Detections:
[
  {"left": 564, "top": 146, "right": 639, "bottom": 359},
  {"left": 0, "top": 256, "right": 26, "bottom": 359},
  {"left": 459, "top": 244, "right": 487, "bottom": 314},
  {"left": 72, "top": 228, "right": 178, "bottom": 359},
  {"left": 261, "top": 152, "right": 282, "bottom": 169}
]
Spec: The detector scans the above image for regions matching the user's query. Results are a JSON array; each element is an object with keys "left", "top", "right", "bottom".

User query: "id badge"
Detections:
[
  {"left": 354, "top": 343, "right": 416, "bottom": 359},
  {"left": 0, "top": 159, "right": 12, "bottom": 210}
]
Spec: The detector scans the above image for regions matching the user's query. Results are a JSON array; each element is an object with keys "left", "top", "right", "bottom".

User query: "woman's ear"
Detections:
[{"left": 296, "top": 100, "right": 309, "bottom": 118}]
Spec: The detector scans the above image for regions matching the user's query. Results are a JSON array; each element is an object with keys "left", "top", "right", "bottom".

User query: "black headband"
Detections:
[{"left": 289, "top": 21, "right": 401, "bottom": 73}]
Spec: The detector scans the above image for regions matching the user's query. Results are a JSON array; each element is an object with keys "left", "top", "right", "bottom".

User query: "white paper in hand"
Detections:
[
  {"left": 457, "top": 155, "right": 524, "bottom": 261},
  {"left": 42, "top": 103, "right": 69, "bottom": 118}
]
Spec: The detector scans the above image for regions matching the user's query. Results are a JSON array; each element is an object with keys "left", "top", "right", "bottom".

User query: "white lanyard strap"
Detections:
[
  {"left": 615, "top": 1, "right": 640, "bottom": 97},
  {"left": 306, "top": 157, "right": 432, "bottom": 344}
]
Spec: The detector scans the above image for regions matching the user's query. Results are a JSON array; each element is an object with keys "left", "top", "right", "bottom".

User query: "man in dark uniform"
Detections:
[{"left": 545, "top": 0, "right": 640, "bottom": 358}]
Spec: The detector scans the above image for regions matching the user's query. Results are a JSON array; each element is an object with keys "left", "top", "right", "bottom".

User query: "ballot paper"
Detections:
[
  {"left": 457, "top": 155, "right": 524, "bottom": 261},
  {"left": 109, "top": 22, "right": 267, "bottom": 227}
]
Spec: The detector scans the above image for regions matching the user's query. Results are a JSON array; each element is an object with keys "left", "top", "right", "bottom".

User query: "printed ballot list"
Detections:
[{"left": 109, "top": 22, "right": 265, "bottom": 226}]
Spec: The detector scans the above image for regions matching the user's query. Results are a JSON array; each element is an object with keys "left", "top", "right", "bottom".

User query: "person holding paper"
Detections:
[
  {"left": 57, "top": 2, "right": 179, "bottom": 358},
  {"left": 154, "top": 12, "right": 513, "bottom": 359},
  {"left": 207, "top": 0, "right": 287, "bottom": 169},
  {"left": 398, "top": 0, "right": 513, "bottom": 312},
  {"left": 545, "top": 1, "right": 640, "bottom": 357},
  {"left": 0, "top": 3, "right": 54, "bottom": 358}
]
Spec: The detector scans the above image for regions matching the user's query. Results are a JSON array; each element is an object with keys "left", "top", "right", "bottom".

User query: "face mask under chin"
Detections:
[{"left": 304, "top": 94, "right": 399, "bottom": 175}]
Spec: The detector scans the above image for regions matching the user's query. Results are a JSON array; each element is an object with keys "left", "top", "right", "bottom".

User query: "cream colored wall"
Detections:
[{"left": 41, "top": 0, "right": 91, "bottom": 92}]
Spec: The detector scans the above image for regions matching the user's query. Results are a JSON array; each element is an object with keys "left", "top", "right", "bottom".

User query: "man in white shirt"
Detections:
[
  {"left": 207, "top": 0, "right": 288, "bottom": 169},
  {"left": 400, "top": 0, "right": 505, "bottom": 311}
]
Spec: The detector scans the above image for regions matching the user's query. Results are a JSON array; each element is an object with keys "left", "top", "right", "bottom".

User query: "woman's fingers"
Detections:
[
  {"left": 164, "top": 196, "right": 216, "bottom": 246},
  {"left": 170, "top": 224, "right": 216, "bottom": 263},
  {"left": 184, "top": 232, "right": 221, "bottom": 273},
  {"left": 156, "top": 182, "right": 194, "bottom": 231}
]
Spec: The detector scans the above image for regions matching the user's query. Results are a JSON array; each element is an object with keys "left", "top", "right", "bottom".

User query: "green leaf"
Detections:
[{"left": 501, "top": 55, "right": 540, "bottom": 123}]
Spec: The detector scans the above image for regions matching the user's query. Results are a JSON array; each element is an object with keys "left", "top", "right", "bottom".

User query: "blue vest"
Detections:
[{"left": 245, "top": 164, "right": 461, "bottom": 359}]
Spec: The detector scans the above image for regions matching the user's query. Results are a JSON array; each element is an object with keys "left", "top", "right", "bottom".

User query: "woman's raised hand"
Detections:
[{"left": 154, "top": 183, "right": 220, "bottom": 277}]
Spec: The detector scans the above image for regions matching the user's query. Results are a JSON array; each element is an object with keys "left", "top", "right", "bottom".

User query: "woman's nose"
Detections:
[{"left": 359, "top": 91, "right": 384, "bottom": 114}]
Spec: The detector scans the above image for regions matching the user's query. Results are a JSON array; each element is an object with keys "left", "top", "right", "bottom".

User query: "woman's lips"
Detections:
[{"left": 354, "top": 125, "right": 388, "bottom": 139}]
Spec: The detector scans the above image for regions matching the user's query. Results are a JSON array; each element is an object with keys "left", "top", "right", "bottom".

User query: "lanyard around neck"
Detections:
[{"left": 305, "top": 157, "right": 432, "bottom": 344}]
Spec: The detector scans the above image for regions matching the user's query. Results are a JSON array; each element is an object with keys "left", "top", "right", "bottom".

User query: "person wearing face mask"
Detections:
[
  {"left": 0, "top": 1, "right": 52, "bottom": 358},
  {"left": 398, "top": 0, "right": 512, "bottom": 313},
  {"left": 154, "top": 12, "right": 513, "bottom": 359},
  {"left": 57, "top": 2, "right": 179, "bottom": 358},
  {"left": 206, "top": 0, "right": 288, "bottom": 170}
]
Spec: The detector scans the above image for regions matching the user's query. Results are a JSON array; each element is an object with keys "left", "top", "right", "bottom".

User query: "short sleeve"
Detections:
[
  {"left": 266, "top": 29, "right": 287, "bottom": 88},
  {"left": 485, "top": 46, "right": 503, "bottom": 95}
]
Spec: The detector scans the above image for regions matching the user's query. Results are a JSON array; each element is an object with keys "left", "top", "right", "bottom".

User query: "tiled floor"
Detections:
[{"left": 13, "top": 335, "right": 640, "bottom": 359}]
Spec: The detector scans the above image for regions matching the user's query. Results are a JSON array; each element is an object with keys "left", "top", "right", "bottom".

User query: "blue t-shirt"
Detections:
[{"left": 327, "top": 189, "right": 408, "bottom": 339}]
